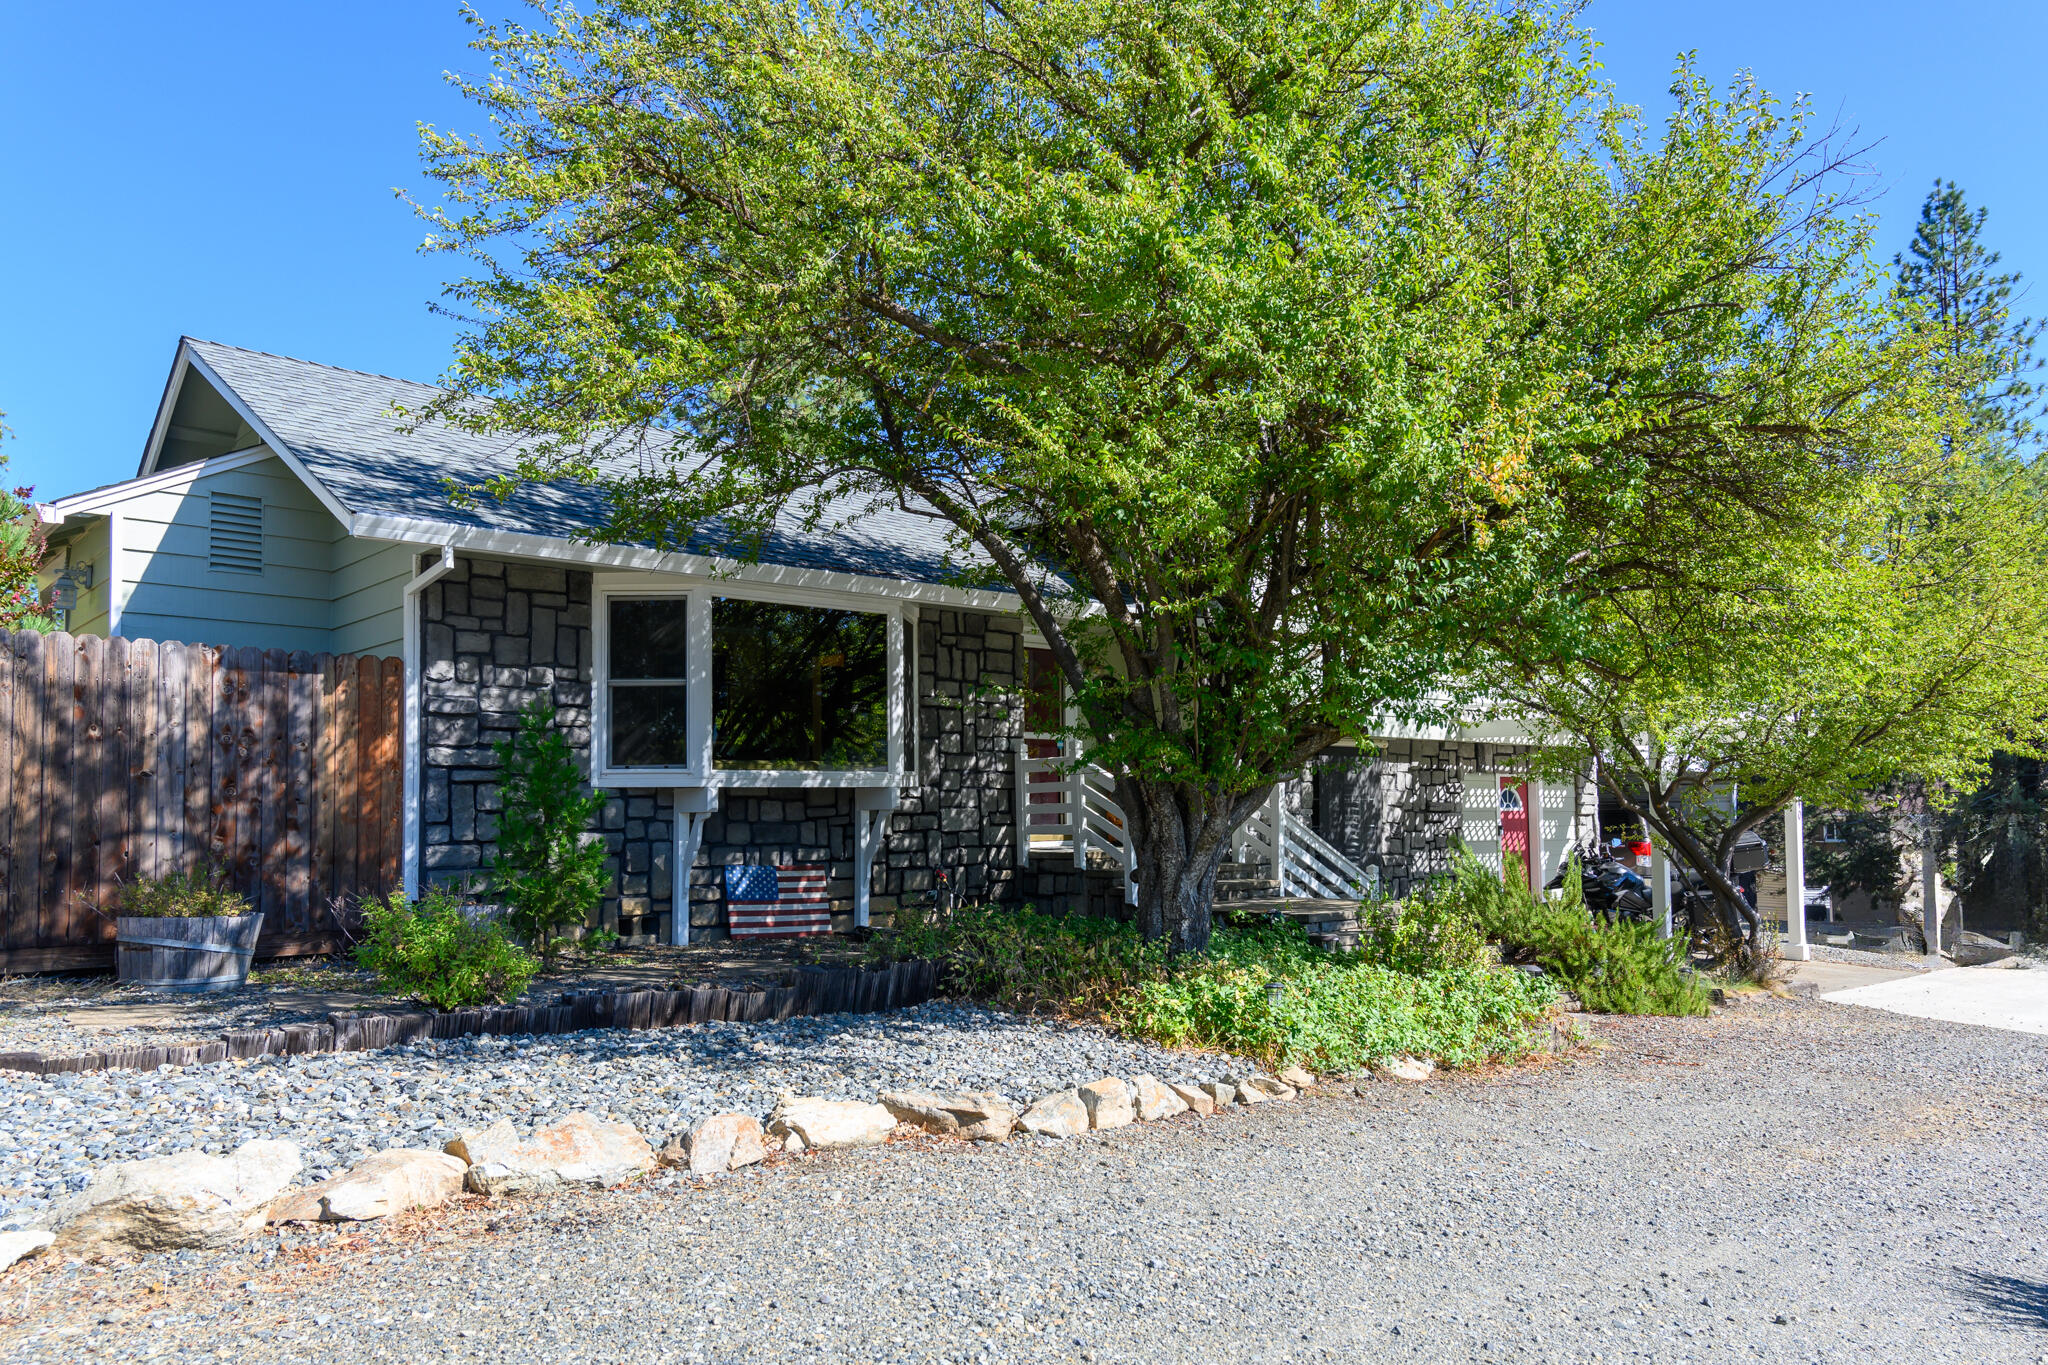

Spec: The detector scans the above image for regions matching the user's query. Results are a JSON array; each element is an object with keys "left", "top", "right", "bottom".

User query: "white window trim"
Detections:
[{"left": 591, "top": 571, "right": 912, "bottom": 790}]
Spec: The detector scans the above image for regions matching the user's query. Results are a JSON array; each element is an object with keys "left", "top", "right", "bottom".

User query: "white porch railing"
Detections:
[
  {"left": 1237, "top": 787, "right": 1376, "bottom": 900},
  {"left": 1014, "top": 741, "right": 1138, "bottom": 904},
  {"left": 1016, "top": 746, "right": 1373, "bottom": 906}
]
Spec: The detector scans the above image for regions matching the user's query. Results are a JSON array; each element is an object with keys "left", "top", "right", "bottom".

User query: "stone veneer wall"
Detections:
[
  {"left": 419, "top": 559, "right": 1035, "bottom": 941},
  {"left": 417, "top": 554, "right": 1585, "bottom": 931},
  {"left": 1312, "top": 739, "right": 1503, "bottom": 898}
]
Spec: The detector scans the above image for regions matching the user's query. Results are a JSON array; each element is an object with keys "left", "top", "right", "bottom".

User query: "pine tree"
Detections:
[
  {"left": 1895, "top": 184, "right": 2048, "bottom": 937},
  {"left": 490, "top": 700, "right": 610, "bottom": 962},
  {"left": 1895, "top": 180, "right": 2045, "bottom": 457}
]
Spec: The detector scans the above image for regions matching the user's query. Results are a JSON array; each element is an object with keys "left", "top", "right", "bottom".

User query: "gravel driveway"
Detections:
[
  {"left": 0, "top": 1003, "right": 1252, "bottom": 1223},
  {"left": 4, "top": 995, "right": 2045, "bottom": 1364}
]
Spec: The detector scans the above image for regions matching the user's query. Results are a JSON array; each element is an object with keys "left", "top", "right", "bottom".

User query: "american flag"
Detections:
[{"left": 724, "top": 864, "right": 833, "bottom": 937}]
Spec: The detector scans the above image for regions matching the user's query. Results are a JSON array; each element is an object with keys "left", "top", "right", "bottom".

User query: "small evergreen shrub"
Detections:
[
  {"left": 113, "top": 867, "right": 253, "bottom": 919},
  {"left": 1443, "top": 849, "right": 1710, "bottom": 1016},
  {"left": 354, "top": 889, "right": 540, "bottom": 1010},
  {"left": 491, "top": 701, "right": 609, "bottom": 962}
]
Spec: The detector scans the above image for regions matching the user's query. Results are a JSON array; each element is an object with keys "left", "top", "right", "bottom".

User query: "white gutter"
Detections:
[{"left": 402, "top": 544, "right": 458, "bottom": 900}]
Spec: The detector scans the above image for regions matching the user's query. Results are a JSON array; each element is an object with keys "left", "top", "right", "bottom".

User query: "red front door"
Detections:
[{"left": 1499, "top": 777, "right": 1535, "bottom": 891}]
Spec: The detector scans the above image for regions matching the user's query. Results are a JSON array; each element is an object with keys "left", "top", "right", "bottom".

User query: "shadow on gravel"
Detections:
[{"left": 1949, "top": 1268, "right": 2048, "bottom": 1330}]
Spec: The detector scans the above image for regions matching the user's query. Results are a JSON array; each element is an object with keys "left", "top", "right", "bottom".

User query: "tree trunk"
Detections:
[{"left": 1119, "top": 778, "right": 1269, "bottom": 954}]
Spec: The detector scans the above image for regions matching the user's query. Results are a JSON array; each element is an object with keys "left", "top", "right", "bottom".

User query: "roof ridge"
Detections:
[{"left": 182, "top": 336, "right": 449, "bottom": 393}]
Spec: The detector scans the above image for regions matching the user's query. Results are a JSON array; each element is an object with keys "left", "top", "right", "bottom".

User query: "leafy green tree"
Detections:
[
  {"left": 416, "top": 0, "right": 1946, "bottom": 950},
  {"left": 490, "top": 700, "right": 610, "bottom": 961},
  {"left": 1509, "top": 455, "right": 2048, "bottom": 969},
  {"left": 1891, "top": 182, "right": 2048, "bottom": 936}
]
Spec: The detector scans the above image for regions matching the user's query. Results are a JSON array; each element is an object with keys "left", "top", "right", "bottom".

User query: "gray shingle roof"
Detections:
[{"left": 183, "top": 339, "right": 1007, "bottom": 592}]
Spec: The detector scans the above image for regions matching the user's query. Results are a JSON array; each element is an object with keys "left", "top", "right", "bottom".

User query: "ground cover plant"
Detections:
[
  {"left": 354, "top": 889, "right": 540, "bottom": 1011},
  {"left": 874, "top": 902, "right": 1556, "bottom": 1071}
]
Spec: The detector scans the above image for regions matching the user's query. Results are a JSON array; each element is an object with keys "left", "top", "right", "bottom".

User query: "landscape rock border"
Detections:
[
  {"left": 0, "top": 960, "right": 938, "bottom": 1078},
  {"left": 0, "top": 1049, "right": 1480, "bottom": 1269}
]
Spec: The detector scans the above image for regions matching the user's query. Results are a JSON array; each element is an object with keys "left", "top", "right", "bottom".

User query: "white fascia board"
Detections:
[
  {"left": 176, "top": 347, "right": 361, "bottom": 530},
  {"left": 37, "top": 445, "right": 278, "bottom": 525},
  {"left": 350, "top": 512, "right": 1025, "bottom": 613},
  {"left": 137, "top": 349, "right": 194, "bottom": 478}
]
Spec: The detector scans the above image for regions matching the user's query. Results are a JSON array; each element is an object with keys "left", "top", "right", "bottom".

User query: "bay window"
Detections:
[{"left": 592, "top": 576, "right": 905, "bottom": 785}]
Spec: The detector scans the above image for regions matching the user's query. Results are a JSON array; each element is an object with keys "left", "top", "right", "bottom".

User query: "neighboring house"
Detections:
[{"left": 36, "top": 338, "right": 1593, "bottom": 942}]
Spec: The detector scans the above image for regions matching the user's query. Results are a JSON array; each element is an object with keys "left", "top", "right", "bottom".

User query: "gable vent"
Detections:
[{"left": 208, "top": 492, "right": 264, "bottom": 573}]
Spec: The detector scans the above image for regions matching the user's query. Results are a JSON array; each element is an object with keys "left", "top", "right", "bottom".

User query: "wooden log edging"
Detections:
[{"left": 0, "top": 959, "right": 940, "bottom": 1078}]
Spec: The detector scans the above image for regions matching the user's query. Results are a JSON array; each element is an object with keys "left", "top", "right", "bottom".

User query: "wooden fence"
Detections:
[{"left": 0, "top": 630, "right": 403, "bottom": 972}]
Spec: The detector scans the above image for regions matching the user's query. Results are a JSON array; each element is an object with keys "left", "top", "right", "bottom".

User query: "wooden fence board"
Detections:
[
  {"left": 156, "top": 641, "right": 186, "bottom": 884},
  {"left": 9, "top": 633, "right": 42, "bottom": 949},
  {"left": 184, "top": 644, "right": 214, "bottom": 871},
  {"left": 334, "top": 657, "right": 359, "bottom": 901},
  {"left": 354, "top": 655, "right": 381, "bottom": 895},
  {"left": 376, "top": 658, "right": 402, "bottom": 891},
  {"left": 126, "top": 639, "right": 157, "bottom": 887},
  {"left": 312, "top": 655, "right": 336, "bottom": 914},
  {"left": 0, "top": 630, "right": 405, "bottom": 970},
  {"left": 95, "top": 636, "right": 127, "bottom": 918},
  {"left": 259, "top": 649, "right": 290, "bottom": 921}
]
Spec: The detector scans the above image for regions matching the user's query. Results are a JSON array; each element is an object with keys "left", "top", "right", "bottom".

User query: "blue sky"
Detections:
[{"left": 2, "top": 1, "right": 2042, "bottom": 498}]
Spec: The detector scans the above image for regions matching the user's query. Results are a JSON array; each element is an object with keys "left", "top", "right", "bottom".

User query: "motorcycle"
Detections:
[{"left": 1546, "top": 843, "right": 1655, "bottom": 924}]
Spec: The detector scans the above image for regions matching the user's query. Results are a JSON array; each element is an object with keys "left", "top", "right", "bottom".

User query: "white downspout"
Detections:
[{"left": 402, "top": 545, "right": 457, "bottom": 901}]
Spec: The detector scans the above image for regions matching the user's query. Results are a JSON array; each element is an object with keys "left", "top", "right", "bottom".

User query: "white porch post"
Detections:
[
  {"left": 1066, "top": 705, "right": 1087, "bottom": 871},
  {"left": 1652, "top": 843, "right": 1673, "bottom": 938},
  {"left": 1268, "top": 783, "right": 1290, "bottom": 897},
  {"left": 854, "top": 789, "right": 895, "bottom": 929},
  {"left": 1013, "top": 740, "right": 1032, "bottom": 870},
  {"left": 670, "top": 788, "right": 718, "bottom": 947},
  {"left": 1922, "top": 837, "right": 1945, "bottom": 961},
  {"left": 1783, "top": 799, "right": 1810, "bottom": 962}
]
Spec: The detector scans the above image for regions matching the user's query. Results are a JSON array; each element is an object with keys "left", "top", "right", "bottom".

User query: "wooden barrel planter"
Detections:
[{"left": 115, "top": 914, "right": 266, "bottom": 992}]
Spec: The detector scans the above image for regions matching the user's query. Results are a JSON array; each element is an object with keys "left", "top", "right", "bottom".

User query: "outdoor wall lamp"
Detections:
[{"left": 45, "top": 563, "right": 91, "bottom": 612}]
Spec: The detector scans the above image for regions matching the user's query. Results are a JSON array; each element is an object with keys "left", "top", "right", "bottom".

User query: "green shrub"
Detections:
[
  {"left": 1441, "top": 848, "right": 1710, "bottom": 1016},
  {"left": 354, "top": 890, "right": 540, "bottom": 1010},
  {"left": 1353, "top": 886, "right": 1491, "bottom": 975},
  {"left": 876, "top": 902, "right": 1168, "bottom": 1016},
  {"left": 872, "top": 905, "right": 1556, "bottom": 1070},
  {"left": 491, "top": 701, "right": 609, "bottom": 962},
  {"left": 1115, "top": 919, "right": 1556, "bottom": 1070},
  {"left": 113, "top": 867, "right": 253, "bottom": 919}
]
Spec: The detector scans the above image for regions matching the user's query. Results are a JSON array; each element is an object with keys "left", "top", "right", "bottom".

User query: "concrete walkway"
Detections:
[{"left": 1820, "top": 960, "right": 2048, "bottom": 1036}]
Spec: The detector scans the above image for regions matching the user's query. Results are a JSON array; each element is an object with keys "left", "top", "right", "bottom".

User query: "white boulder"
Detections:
[
  {"left": 446, "top": 1112, "right": 655, "bottom": 1196},
  {"left": 766, "top": 1095, "right": 897, "bottom": 1152},
  {"left": 683, "top": 1114, "right": 770, "bottom": 1175},
  {"left": 1018, "top": 1090, "right": 1090, "bottom": 1138},
  {"left": 1078, "top": 1077, "right": 1134, "bottom": 1130},
  {"left": 0, "top": 1230, "right": 52, "bottom": 1272},
  {"left": 50, "top": 1139, "right": 301, "bottom": 1254},
  {"left": 269, "top": 1149, "right": 466, "bottom": 1224},
  {"left": 1132, "top": 1076, "right": 1188, "bottom": 1122},
  {"left": 880, "top": 1091, "right": 1018, "bottom": 1143}
]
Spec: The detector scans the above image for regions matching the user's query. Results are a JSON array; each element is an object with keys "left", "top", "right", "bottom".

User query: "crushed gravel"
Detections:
[
  {"left": 0, "top": 1003, "right": 1252, "bottom": 1223},
  {"left": 3, "top": 995, "right": 2044, "bottom": 1363}
]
